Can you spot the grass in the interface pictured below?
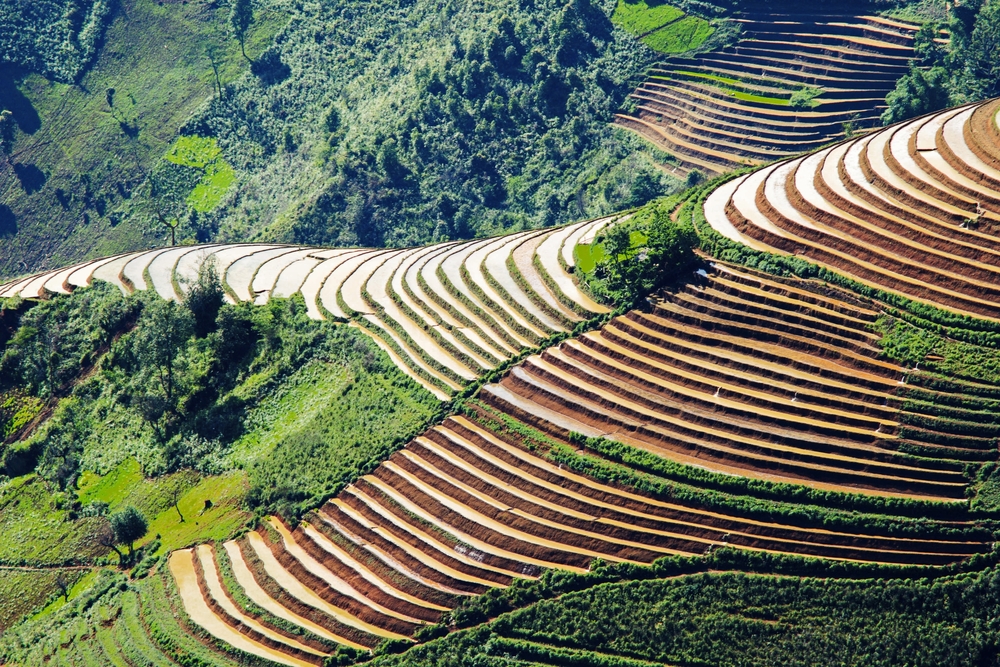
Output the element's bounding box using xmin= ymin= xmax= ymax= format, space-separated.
xmin=731 ymin=90 xmax=791 ymax=106
xmin=641 ymin=15 xmax=714 ymax=54
xmin=0 ymin=475 xmax=106 ymax=565
xmin=0 ymin=0 xmax=289 ymax=281
xmin=164 ymin=135 xmax=237 ymax=213
xmin=0 ymin=568 xmax=89 ymax=631
xmin=611 ymin=0 xmax=684 ymax=36
xmin=141 ymin=472 xmax=250 ymax=555
xmin=28 ymin=569 xmax=100 ymax=622
xmin=77 ymin=457 xmax=252 ymax=556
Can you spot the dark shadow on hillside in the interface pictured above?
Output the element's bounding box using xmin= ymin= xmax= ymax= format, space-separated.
xmin=0 ymin=205 xmax=17 ymax=236
xmin=0 ymin=67 xmax=41 ymax=135
xmin=13 ymin=163 xmax=46 ymax=194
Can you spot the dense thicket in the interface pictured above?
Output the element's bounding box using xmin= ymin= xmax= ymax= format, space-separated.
xmin=0 ymin=0 xmax=111 ymax=82
xmin=184 ymin=0 xmax=679 ymax=249
xmin=883 ymin=0 xmax=1000 ymax=124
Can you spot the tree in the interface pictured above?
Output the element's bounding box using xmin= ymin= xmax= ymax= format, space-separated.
xmin=964 ymin=0 xmax=1000 ymax=98
xmin=133 ymin=299 xmax=194 ymax=416
xmin=109 ymin=506 xmax=148 ymax=564
xmin=206 ymin=44 xmax=223 ymax=98
xmin=184 ymin=260 xmax=225 ymax=338
xmin=230 ymin=0 xmax=254 ymax=62
xmin=881 ymin=64 xmax=951 ymax=125
xmin=0 ymin=109 xmax=14 ymax=164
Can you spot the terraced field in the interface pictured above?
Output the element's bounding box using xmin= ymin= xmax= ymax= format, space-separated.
xmin=0 ymin=218 xmax=611 ymax=400
xmin=618 ymin=15 xmax=926 ymax=176
xmin=704 ymin=98 xmax=1000 ymax=320
xmin=155 ymin=259 xmax=998 ymax=665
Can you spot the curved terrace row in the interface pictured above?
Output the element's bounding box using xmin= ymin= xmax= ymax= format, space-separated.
xmin=704 ymin=97 xmax=1000 ymax=320
xmin=165 ymin=262 xmax=996 ymax=665
xmin=617 ymin=15 xmax=922 ymax=176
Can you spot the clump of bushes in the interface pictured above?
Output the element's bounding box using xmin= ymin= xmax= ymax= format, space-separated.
xmin=580 ymin=196 xmax=699 ymax=306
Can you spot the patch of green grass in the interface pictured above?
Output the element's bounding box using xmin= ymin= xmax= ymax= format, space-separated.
xmin=141 ymin=471 xmax=250 ymax=555
xmin=164 ymin=135 xmax=223 ymax=169
xmin=76 ymin=457 xmax=250 ymax=555
xmin=0 ymin=475 xmax=106 ymax=565
xmin=164 ymin=135 xmax=237 ymax=213
xmin=29 ymin=569 xmax=100 ymax=622
xmin=0 ymin=568 xmax=89 ymax=631
xmin=730 ymin=90 xmax=790 ymax=106
xmin=611 ymin=0 xmax=683 ymax=36
xmin=574 ymin=243 xmax=606 ymax=274
xmin=187 ymin=159 xmax=236 ymax=212
xmin=641 ymin=15 xmax=714 ymax=54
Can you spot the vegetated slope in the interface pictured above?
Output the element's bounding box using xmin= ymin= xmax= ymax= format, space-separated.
xmin=0 ymin=218 xmax=612 ymax=399
xmin=0 ymin=0 xmax=288 ymax=280
xmin=147 ymin=259 xmax=1000 ymax=666
xmin=617 ymin=14 xmax=925 ymax=176
xmin=0 ymin=0 xmax=681 ymax=281
xmin=703 ymin=96 xmax=1000 ymax=319
xmin=0 ymin=0 xmax=111 ymax=82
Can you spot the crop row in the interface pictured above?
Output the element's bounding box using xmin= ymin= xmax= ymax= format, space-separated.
xmin=704 ymin=98 xmax=1000 ymax=320
xmin=0 ymin=219 xmax=611 ymax=400
xmin=616 ymin=14 xmax=920 ymax=176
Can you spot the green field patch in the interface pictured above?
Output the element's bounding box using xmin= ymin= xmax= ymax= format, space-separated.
xmin=574 ymin=243 xmax=606 ymax=275
xmin=0 ymin=568 xmax=90 ymax=632
xmin=141 ymin=471 xmax=250 ymax=555
xmin=731 ymin=90 xmax=791 ymax=106
xmin=164 ymin=135 xmax=223 ymax=169
xmin=642 ymin=15 xmax=714 ymax=53
xmin=612 ymin=0 xmax=683 ymax=35
xmin=0 ymin=475 xmax=107 ymax=565
xmin=163 ymin=136 xmax=236 ymax=213
xmin=0 ymin=390 xmax=44 ymax=440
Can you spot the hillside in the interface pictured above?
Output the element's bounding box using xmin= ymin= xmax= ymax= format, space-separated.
xmin=9 ymin=0 xmax=1000 ymax=665
xmin=0 ymin=0 xmax=686 ymax=282
xmin=7 ymin=96 xmax=1000 ymax=664
xmin=617 ymin=14 xmax=927 ymax=176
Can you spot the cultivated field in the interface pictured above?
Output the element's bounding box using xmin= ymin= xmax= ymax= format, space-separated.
xmin=152 ymin=261 xmax=996 ymax=665
xmin=0 ymin=219 xmax=611 ymax=400
xmin=618 ymin=15 xmax=928 ymax=176
xmin=704 ymin=98 xmax=1000 ymax=319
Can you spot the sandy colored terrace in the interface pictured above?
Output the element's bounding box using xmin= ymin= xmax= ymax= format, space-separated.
xmin=158 ymin=260 xmax=996 ymax=665
xmin=618 ymin=14 xmax=923 ymax=177
xmin=704 ymin=97 xmax=1000 ymax=320
xmin=0 ymin=218 xmax=611 ymax=401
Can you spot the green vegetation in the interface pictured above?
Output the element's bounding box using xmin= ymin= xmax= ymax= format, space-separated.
xmin=611 ymin=0 xmax=684 ymax=35
xmin=577 ymin=195 xmax=698 ymax=305
xmin=0 ymin=568 xmax=89 ymax=632
xmin=641 ymin=14 xmax=714 ymax=53
xmin=883 ymin=0 xmax=1000 ymax=124
xmin=380 ymin=562 xmax=1000 ymax=667
xmin=0 ymin=0 xmax=111 ymax=82
xmin=0 ymin=0 xmax=289 ymax=279
xmin=164 ymin=135 xmax=237 ymax=213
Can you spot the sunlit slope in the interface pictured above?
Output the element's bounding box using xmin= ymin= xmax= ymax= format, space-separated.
xmin=164 ymin=261 xmax=996 ymax=666
xmin=0 ymin=218 xmax=611 ymax=399
xmin=705 ymin=98 xmax=1000 ymax=319
xmin=618 ymin=15 xmax=925 ymax=176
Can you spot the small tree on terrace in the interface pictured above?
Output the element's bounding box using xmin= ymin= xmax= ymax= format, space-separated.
xmin=230 ymin=0 xmax=254 ymax=62
xmin=110 ymin=506 xmax=148 ymax=564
